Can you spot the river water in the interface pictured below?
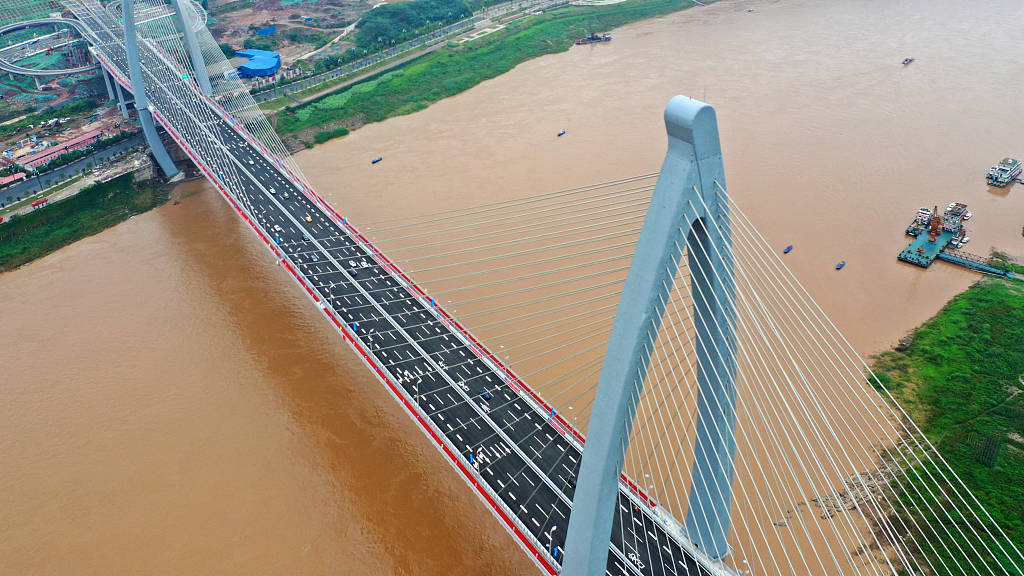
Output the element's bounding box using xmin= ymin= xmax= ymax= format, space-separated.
xmin=2 ymin=0 xmax=1023 ymax=573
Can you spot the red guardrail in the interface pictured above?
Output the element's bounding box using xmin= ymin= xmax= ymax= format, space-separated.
xmin=99 ymin=46 xmax=656 ymax=533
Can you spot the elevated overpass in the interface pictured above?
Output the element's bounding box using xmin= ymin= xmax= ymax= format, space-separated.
xmin=0 ymin=17 xmax=98 ymax=75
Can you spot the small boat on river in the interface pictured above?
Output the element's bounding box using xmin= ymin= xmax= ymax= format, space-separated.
xmin=783 ymin=245 xmax=793 ymax=254
xmin=575 ymin=33 xmax=611 ymax=45
xmin=835 ymin=260 xmax=846 ymax=270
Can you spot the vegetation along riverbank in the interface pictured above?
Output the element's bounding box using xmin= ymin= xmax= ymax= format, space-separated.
xmin=871 ymin=278 xmax=1024 ymax=573
xmin=273 ymin=0 xmax=699 ymax=148
xmin=0 ymin=174 xmax=167 ymax=273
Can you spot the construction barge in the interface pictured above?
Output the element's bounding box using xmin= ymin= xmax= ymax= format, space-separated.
xmin=898 ymin=203 xmax=1015 ymax=277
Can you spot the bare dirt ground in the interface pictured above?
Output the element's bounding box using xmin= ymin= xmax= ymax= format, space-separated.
xmin=0 ymin=101 xmax=125 ymax=160
xmin=209 ymin=0 xmax=376 ymax=63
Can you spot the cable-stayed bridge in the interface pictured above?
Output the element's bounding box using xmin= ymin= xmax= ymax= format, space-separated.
xmin=6 ymin=1 xmax=1022 ymax=574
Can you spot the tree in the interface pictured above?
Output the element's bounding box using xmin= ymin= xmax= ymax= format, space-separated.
xmin=355 ymin=0 xmax=471 ymax=49
xmin=989 ymin=249 xmax=1011 ymax=272
xmin=219 ymin=43 xmax=236 ymax=58
xmin=243 ymin=37 xmax=277 ymax=51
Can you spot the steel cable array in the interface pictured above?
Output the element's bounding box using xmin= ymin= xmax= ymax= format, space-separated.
xmin=361 ymin=173 xmax=1023 ymax=576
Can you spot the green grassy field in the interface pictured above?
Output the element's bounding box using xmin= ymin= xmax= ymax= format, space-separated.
xmin=0 ymin=173 xmax=166 ymax=273
xmin=872 ymin=278 xmax=1024 ymax=573
xmin=274 ymin=0 xmax=697 ymax=146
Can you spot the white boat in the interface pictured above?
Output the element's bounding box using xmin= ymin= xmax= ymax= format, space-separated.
xmin=987 ymin=157 xmax=1022 ymax=187
xmin=963 ymin=211 xmax=972 ymax=220
xmin=961 ymin=236 xmax=970 ymax=244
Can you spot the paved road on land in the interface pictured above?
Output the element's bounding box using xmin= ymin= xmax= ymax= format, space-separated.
xmin=0 ymin=133 xmax=144 ymax=207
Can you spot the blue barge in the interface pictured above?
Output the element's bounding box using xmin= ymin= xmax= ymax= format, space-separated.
xmin=897 ymin=202 xmax=1014 ymax=278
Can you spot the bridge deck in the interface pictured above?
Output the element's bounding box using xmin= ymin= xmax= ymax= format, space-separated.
xmin=65 ymin=3 xmax=724 ymax=573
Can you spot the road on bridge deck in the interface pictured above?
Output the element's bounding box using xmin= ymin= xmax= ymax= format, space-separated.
xmin=68 ymin=4 xmax=717 ymax=574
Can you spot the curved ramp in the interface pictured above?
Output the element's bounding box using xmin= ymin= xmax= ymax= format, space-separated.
xmin=0 ymin=17 xmax=100 ymax=76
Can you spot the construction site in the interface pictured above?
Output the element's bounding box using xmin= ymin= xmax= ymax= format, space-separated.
xmin=208 ymin=0 xmax=377 ymax=64
xmin=1 ymin=105 xmax=130 ymax=169
xmin=898 ymin=202 xmax=1015 ymax=278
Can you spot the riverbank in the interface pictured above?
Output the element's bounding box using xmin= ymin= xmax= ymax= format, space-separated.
xmin=871 ymin=278 xmax=1024 ymax=572
xmin=0 ymin=173 xmax=167 ymax=273
xmin=273 ymin=0 xmax=699 ymax=148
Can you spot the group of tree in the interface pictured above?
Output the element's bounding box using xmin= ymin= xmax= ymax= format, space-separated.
xmin=354 ymin=0 xmax=471 ymax=49
xmin=243 ymin=36 xmax=278 ymax=51
xmin=0 ymin=164 xmax=24 ymax=179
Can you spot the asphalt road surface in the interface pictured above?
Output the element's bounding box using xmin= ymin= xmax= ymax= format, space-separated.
xmin=67 ymin=4 xmax=715 ymax=574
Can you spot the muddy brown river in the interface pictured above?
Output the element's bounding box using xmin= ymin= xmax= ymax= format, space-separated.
xmin=2 ymin=0 xmax=1023 ymax=573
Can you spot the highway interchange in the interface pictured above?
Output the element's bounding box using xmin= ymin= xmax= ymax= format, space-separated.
xmin=63 ymin=4 xmax=717 ymax=574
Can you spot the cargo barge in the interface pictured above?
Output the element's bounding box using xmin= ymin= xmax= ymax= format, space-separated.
xmin=575 ymin=33 xmax=611 ymax=45
xmin=898 ymin=202 xmax=1014 ymax=277
xmin=899 ymin=204 xmax=962 ymax=268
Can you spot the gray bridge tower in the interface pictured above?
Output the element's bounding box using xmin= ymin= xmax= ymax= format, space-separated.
xmin=562 ymin=96 xmax=739 ymax=575
xmin=169 ymin=0 xmax=213 ymax=97
xmin=122 ymin=0 xmax=178 ymax=178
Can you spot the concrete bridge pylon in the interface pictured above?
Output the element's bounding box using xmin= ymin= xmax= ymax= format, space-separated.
xmin=562 ymin=95 xmax=739 ymax=575
xmin=122 ymin=0 xmax=178 ymax=178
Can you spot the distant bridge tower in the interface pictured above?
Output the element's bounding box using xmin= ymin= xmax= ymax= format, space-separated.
xmin=562 ymin=96 xmax=739 ymax=575
xmin=122 ymin=0 xmax=178 ymax=178
xmin=169 ymin=0 xmax=213 ymax=96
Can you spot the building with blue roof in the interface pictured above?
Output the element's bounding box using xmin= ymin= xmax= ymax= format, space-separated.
xmin=235 ymin=48 xmax=281 ymax=78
